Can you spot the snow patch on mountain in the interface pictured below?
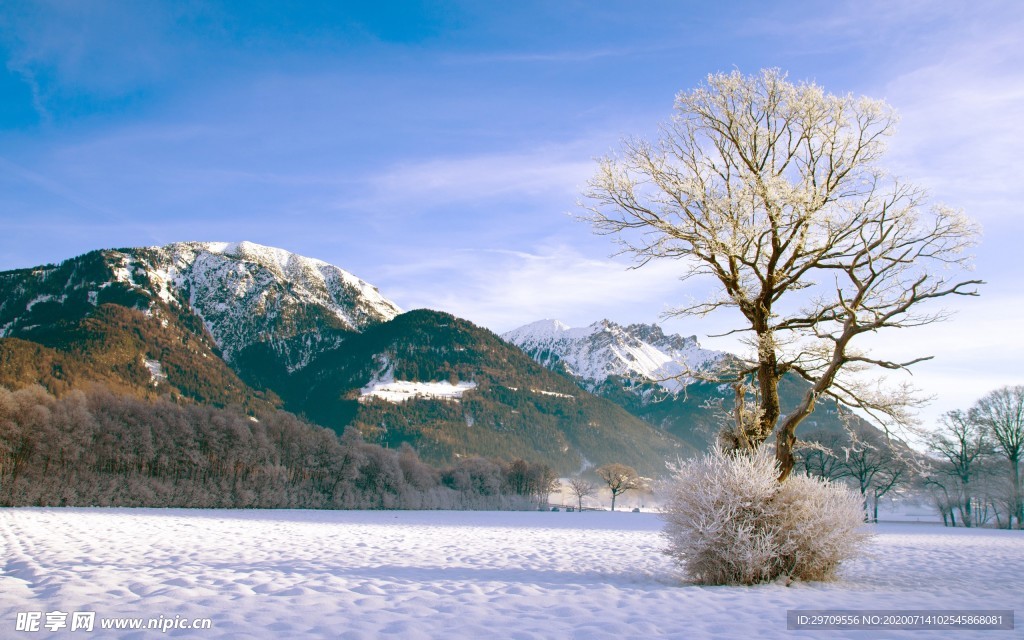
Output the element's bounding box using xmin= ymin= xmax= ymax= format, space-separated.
xmin=144 ymin=359 xmax=167 ymax=386
xmin=360 ymin=365 xmax=476 ymax=403
xmin=503 ymin=319 xmax=724 ymax=392
xmin=531 ymin=389 xmax=575 ymax=400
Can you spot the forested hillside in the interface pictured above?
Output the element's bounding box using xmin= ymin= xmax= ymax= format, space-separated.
xmin=287 ymin=310 xmax=692 ymax=476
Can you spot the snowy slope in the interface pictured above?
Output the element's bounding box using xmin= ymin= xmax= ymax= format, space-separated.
xmin=503 ymin=319 xmax=724 ymax=392
xmin=1 ymin=509 xmax=1019 ymax=640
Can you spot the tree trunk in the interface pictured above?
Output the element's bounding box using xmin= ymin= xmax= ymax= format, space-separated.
xmin=757 ymin=357 xmax=782 ymax=447
xmin=1011 ymin=456 xmax=1022 ymax=529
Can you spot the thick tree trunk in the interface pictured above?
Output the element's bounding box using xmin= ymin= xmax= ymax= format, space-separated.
xmin=757 ymin=358 xmax=781 ymax=447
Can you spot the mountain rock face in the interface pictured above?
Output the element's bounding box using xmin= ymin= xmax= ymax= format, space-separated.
xmin=135 ymin=241 xmax=402 ymax=370
xmin=1 ymin=241 xmax=400 ymax=365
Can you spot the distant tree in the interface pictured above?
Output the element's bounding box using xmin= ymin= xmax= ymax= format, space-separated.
xmin=970 ymin=386 xmax=1024 ymax=528
xmin=799 ymin=427 xmax=909 ymax=522
xmin=505 ymin=459 xmax=532 ymax=496
xmin=583 ymin=68 xmax=981 ymax=481
xmin=798 ymin=430 xmax=850 ymax=482
xmin=841 ymin=435 xmax=908 ymax=522
xmin=527 ymin=463 xmax=560 ymax=507
xmin=595 ymin=463 xmax=643 ymax=511
xmin=926 ymin=409 xmax=993 ymax=527
xmin=0 ymin=383 xmax=564 ymax=511
xmin=923 ymin=475 xmax=959 ymax=527
xmin=567 ymin=475 xmax=597 ymax=512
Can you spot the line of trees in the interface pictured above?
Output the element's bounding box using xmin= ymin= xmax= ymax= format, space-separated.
xmin=0 ymin=384 xmax=557 ymax=510
xmin=924 ymin=386 xmax=1023 ymax=529
xmin=797 ymin=385 xmax=1024 ymax=529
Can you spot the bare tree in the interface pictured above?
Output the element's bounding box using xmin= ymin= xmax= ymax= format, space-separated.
xmin=926 ymin=409 xmax=993 ymax=527
xmin=567 ymin=475 xmax=597 ymax=511
xmin=527 ymin=463 xmax=560 ymax=507
xmin=804 ymin=428 xmax=909 ymax=522
xmin=583 ymin=68 xmax=981 ymax=480
xmin=798 ymin=429 xmax=850 ymax=481
xmin=595 ymin=463 xmax=643 ymax=511
xmin=923 ymin=475 xmax=958 ymax=527
xmin=971 ymin=386 xmax=1024 ymax=528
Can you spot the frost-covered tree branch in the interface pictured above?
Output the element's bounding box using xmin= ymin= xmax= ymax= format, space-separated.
xmin=583 ymin=68 xmax=982 ymax=480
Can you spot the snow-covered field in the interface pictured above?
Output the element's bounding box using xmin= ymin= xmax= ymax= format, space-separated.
xmin=1 ymin=509 xmax=1019 ymax=639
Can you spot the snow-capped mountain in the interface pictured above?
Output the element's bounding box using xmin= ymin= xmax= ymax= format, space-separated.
xmin=136 ymin=241 xmax=401 ymax=369
xmin=503 ymin=319 xmax=725 ymax=393
xmin=0 ymin=241 xmax=402 ymax=372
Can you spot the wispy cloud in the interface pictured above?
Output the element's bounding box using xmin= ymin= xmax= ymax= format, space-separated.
xmin=359 ymin=146 xmax=596 ymax=209
xmin=377 ymin=243 xmax=702 ymax=333
xmin=881 ymin=25 xmax=1024 ymax=221
xmin=0 ymin=1 xmax=189 ymax=120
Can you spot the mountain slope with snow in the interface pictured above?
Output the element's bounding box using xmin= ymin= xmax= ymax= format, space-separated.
xmin=134 ymin=241 xmax=402 ymax=370
xmin=505 ymin=318 xmax=894 ymax=452
xmin=0 ymin=241 xmax=402 ymax=375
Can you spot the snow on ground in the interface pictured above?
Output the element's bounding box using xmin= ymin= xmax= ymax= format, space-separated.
xmin=0 ymin=509 xmax=1019 ymax=639
xmin=359 ymin=380 xmax=477 ymax=403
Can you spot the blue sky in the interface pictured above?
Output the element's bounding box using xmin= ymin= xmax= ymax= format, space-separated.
xmin=2 ymin=0 xmax=1022 ymax=429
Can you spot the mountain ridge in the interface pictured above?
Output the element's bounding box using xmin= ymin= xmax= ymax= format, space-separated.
xmin=0 ymin=242 xmax=693 ymax=475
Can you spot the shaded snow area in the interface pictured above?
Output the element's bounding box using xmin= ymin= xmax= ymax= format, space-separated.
xmin=359 ymin=379 xmax=477 ymax=403
xmin=1 ymin=510 xmax=1020 ymax=639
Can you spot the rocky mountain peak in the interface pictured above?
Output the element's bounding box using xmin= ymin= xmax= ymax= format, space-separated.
xmin=503 ymin=318 xmax=724 ymax=393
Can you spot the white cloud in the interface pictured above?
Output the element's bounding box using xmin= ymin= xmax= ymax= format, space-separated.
xmin=378 ymin=243 xmax=702 ymax=334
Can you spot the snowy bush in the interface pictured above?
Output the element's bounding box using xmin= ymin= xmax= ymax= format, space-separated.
xmin=661 ymin=446 xmax=869 ymax=585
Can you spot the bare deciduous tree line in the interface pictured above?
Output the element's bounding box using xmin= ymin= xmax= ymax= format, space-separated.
xmin=0 ymin=385 xmax=556 ymax=510
xmin=923 ymin=386 xmax=1024 ymax=529
xmin=797 ymin=385 xmax=1024 ymax=529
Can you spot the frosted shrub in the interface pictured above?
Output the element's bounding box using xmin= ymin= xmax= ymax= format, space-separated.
xmin=661 ymin=446 xmax=869 ymax=585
